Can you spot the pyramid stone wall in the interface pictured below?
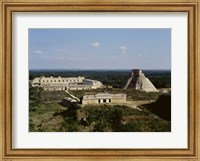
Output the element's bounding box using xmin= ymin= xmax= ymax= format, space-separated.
xmin=124 ymin=69 xmax=158 ymax=92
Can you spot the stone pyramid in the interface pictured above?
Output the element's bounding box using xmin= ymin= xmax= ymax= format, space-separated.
xmin=124 ymin=69 xmax=158 ymax=92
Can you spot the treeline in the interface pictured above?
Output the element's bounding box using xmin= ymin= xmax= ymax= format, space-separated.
xmin=29 ymin=70 xmax=171 ymax=88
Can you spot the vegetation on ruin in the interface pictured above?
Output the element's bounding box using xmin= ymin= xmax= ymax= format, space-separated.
xmin=29 ymin=88 xmax=171 ymax=132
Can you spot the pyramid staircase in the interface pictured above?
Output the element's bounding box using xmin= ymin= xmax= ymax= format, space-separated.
xmin=123 ymin=69 xmax=158 ymax=92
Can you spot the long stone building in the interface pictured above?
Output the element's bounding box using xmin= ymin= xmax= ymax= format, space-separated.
xmin=31 ymin=76 xmax=103 ymax=91
xmin=81 ymin=93 xmax=126 ymax=105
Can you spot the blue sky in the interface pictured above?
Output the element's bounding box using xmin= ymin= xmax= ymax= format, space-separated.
xmin=29 ymin=28 xmax=171 ymax=70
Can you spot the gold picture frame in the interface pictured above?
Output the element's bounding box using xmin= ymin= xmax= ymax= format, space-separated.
xmin=0 ymin=0 xmax=199 ymax=160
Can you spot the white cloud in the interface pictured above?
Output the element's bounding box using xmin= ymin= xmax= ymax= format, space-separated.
xmin=33 ymin=50 xmax=43 ymax=54
xmin=119 ymin=46 xmax=128 ymax=54
xmin=91 ymin=42 xmax=100 ymax=48
xmin=41 ymin=56 xmax=65 ymax=60
xmin=138 ymin=54 xmax=143 ymax=57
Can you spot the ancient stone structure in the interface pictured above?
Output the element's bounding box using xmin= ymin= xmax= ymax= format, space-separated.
xmin=83 ymin=79 xmax=103 ymax=89
xmin=124 ymin=69 xmax=158 ymax=92
xmin=61 ymin=97 xmax=78 ymax=106
xmin=31 ymin=76 xmax=103 ymax=91
xmin=81 ymin=93 xmax=126 ymax=105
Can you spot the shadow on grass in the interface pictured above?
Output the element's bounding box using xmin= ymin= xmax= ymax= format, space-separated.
xmin=145 ymin=94 xmax=171 ymax=121
xmin=54 ymin=103 xmax=80 ymax=119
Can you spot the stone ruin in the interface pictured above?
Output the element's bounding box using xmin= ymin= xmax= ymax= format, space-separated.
xmin=124 ymin=69 xmax=158 ymax=92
